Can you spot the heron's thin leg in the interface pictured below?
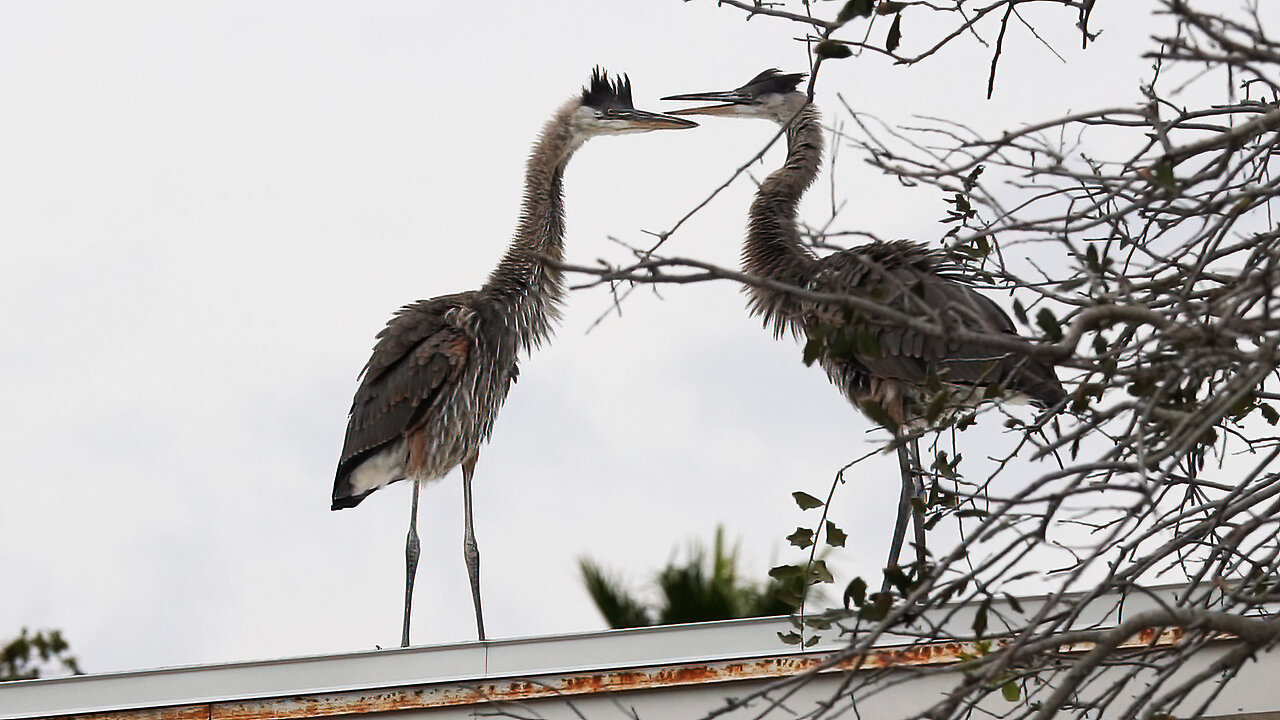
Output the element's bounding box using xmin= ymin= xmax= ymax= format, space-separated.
xmin=908 ymin=437 xmax=927 ymax=568
xmin=402 ymin=478 xmax=421 ymax=648
xmin=882 ymin=442 xmax=914 ymax=594
xmin=461 ymin=454 xmax=485 ymax=641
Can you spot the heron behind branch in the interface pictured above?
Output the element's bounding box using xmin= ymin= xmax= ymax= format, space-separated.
xmin=333 ymin=70 xmax=696 ymax=647
xmin=664 ymin=70 xmax=1064 ymax=587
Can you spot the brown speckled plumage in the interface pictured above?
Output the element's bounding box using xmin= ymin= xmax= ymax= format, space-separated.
xmin=330 ymin=70 xmax=696 ymax=646
xmin=332 ymin=102 xmax=581 ymax=510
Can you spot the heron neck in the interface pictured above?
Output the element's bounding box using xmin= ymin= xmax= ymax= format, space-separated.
xmin=742 ymin=104 xmax=823 ymax=337
xmin=483 ymin=101 xmax=583 ymax=353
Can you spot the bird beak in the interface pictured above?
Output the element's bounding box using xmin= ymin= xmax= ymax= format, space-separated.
xmin=614 ymin=108 xmax=700 ymax=130
xmin=661 ymin=90 xmax=753 ymax=117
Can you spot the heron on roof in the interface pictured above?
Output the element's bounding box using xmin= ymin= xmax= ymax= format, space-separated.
xmin=664 ymin=70 xmax=1064 ymax=586
xmin=334 ymin=70 xmax=696 ymax=646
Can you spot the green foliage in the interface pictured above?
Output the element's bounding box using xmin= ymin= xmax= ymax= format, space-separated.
xmin=792 ymin=491 xmax=825 ymax=510
xmin=972 ymin=596 xmax=992 ymax=638
xmin=815 ymin=39 xmax=853 ymax=59
xmin=1034 ymin=307 xmax=1063 ymax=341
xmin=886 ymin=13 xmax=903 ymax=52
xmin=1151 ymin=160 xmax=1177 ymax=193
xmin=824 ymin=521 xmax=847 ymax=548
xmin=1012 ymin=298 xmax=1028 ymax=325
xmin=580 ymin=527 xmax=801 ymax=629
xmin=843 ymin=576 xmax=867 ymax=609
xmin=578 ymin=560 xmax=654 ymax=629
xmin=0 ymin=628 xmax=81 ymax=682
xmin=786 ymin=527 xmax=815 ymax=548
xmin=836 ymin=0 xmax=873 ymax=23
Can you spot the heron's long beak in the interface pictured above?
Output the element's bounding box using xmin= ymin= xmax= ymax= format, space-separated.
xmin=660 ymin=90 xmax=753 ymax=117
xmin=616 ymin=108 xmax=699 ymax=130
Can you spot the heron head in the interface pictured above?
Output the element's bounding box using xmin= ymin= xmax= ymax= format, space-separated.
xmin=662 ymin=69 xmax=808 ymax=124
xmin=572 ymin=68 xmax=699 ymax=136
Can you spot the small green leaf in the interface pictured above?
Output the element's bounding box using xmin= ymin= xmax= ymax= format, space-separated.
xmin=1092 ymin=332 xmax=1108 ymax=356
xmin=973 ymin=596 xmax=991 ymax=638
xmin=844 ymin=577 xmax=868 ymax=609
xmin=1230 ymin=395 xmax=1255 ymax=421
xmin=910 ymin=495 xmax=926 ymax=515
xmin=1004 ymin=592 xmax=1024 ymax=614
xmin=1012 ymin=298 xmax=1028 ymax=325
xmin=860 ymin=592 xmax=892 ymax=621
xmin=962 ymin=164 xmax=985 ymax=191
xmin=793 ymin=491 xmax=825 ymax=510
xmin=886 ymin=13 xmax=902 ymax=52
xmin=825 ymin=520 xmax=848 ymax=548
xmin=803 ymin=634 xmax=822 ymax=647
xmin=1001 ymin=679 xmax=1021 ymax=702
xmin=883 ymin=566 xmax=909 ymax=593
xmin=815 ymin=39 xmax=853 ymax=59
xmin=809 ymin=559 xmax=835 ymax=584
xmin=777 ymin=631 xmax=803 ymax=645
xmin=1262 ymin=403 xmax=1280 ymax=426
xmin=921 ymin=389 xmax=952 ymax=422
xmin=837 ymin=0 xmax=874 ymax=22
xmin=787 ymin=527 xmax=815 ymax=548
xmin=1035 ymin=307 xmax=1064 ymax=341
xmin=769 ymin=564 xmax=803 ymax=580
xmin=1152 ymin=160 xmax=1176 ymax=192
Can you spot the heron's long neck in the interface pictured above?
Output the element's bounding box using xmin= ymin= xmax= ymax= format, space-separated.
xmin=743 ymin=104 xmax=823 ymax=337
xmin=483 ymin=103 xmax=583 ymax=354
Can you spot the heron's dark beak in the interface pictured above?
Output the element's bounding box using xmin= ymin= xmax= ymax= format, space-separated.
xmin=615 ymin=108 xmax=699 ymax=130
xmin=661 ymin=90 xmax=754 ymax=117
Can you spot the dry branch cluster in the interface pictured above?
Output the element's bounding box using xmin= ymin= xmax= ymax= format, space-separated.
xmin=561 ymin=1 xmax=1280 ymax=718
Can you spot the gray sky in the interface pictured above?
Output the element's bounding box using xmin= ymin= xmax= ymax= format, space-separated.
xmin=0 ymin=1 xmax=1227 ymax=673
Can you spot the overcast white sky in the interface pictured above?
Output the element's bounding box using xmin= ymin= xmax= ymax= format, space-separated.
xmin=1 ymin=1 xmax=1253 ymax=675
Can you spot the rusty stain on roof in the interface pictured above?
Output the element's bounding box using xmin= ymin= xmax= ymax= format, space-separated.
xmin=45 ymin=629 xmax=1195 ymax=720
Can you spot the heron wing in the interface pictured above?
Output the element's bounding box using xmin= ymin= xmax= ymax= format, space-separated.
xmin=334 ymin=293 xmax=475 ymax=495
xmin=812 ymin=242 xmax=1062 ymax=403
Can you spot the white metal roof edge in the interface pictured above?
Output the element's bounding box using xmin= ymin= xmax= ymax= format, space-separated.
xmin=0 ymin=582 xmax=1227 ymax=719
xmin=0 ymin=615 xmax=832 ymax=719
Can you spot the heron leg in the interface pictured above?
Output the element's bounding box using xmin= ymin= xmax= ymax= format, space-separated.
xmin=882 ymin=442 xmax=914 ymax=594
xmin=908 ymin=437 xmax=927 ymax=568
xmin=402 ymin=478 xmax=421 ymax=648
xmin=461 ymin=454 xmax=485 ymax=641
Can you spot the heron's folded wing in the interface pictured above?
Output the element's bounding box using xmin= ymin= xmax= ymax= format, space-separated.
xmin=335 ymin=295 xmax=474 ymax=484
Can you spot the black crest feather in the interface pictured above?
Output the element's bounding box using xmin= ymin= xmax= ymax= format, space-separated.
xmin=742 ymin=68 xmax=806 ymax=96
xmin=582 ymin=67 xmax=635 ymax=110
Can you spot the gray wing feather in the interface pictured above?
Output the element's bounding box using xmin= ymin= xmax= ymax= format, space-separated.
xmin=335 ymin=293 xmax=475 ymax=485
xmin=810 ymin=241 xmax=1064 ymax=405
